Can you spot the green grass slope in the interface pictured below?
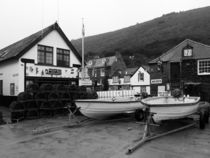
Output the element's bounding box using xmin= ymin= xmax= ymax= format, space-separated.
xmin=72 ymin=6 xmax=210 ymax=66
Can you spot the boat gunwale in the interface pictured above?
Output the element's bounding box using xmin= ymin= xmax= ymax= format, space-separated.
xmin=140 ymin=96 xmax=200 ymax=107
xmin=75 ymin=99 xmax=141 ymax=104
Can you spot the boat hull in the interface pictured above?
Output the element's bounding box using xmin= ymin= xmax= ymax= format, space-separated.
xmin=75 ymin=97 xmax=144 ymax=119
xmin=141 ymin=96 xmax=200 ymax=122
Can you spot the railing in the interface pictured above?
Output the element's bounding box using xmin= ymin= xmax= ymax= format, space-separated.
xmin=158 ymin=91 xmax=171 ymax=97
xmin=97 ymin=90 xmax=136 ymax=98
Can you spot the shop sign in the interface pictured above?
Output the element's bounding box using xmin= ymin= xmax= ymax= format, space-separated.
xmin=79 ymin=79 xmax=92 ymax=86
xmin=26 ymin=63 xmax=78 ymax=78
xmin=151 ymin=79 xmax=162 ymax=84
xmin=45 ymin=69 xmax=61 ymax=75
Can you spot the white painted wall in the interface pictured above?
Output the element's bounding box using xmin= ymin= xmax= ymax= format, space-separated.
xmin=0 ymin=60 xmax=19 ymax=96
xmin=131 ymin=67 xmax=150 ymax=94
xmin=108 ymin=67 xmax=151 ymax=94
xmin=130 ymin=67 xmax=150 ymax=86
xmin=0 ymin=30 xmax=81 ymax=96
xmin=20 ymin=30 xmax=81 ymax=67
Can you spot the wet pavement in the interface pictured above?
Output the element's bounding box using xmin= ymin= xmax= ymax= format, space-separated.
xmin=0 ymin=108 xmax=210 ymax=158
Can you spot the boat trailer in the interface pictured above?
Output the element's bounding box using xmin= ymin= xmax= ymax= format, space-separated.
xmin=126 ymin=101 xmax=210 ymax=155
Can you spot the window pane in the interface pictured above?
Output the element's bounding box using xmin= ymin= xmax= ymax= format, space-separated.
xmin=38 ymin=52 xmax=45 ymax=63
xmin=57 ymin=49 xmax=70 ymax=67
xmin=46 ymin=47 xmax=53 ymax=52
xmin=37 ymin=45 xmax=53 ymax=65
xmin=199 ymin=60 xmax=210 ymax=74
xmin=38 ymin=45 xmax=45 ymax=51
xmin=101 ymin=68 xmax=105 ymax=76
xmin=46 ymin=52 xmax=53 ymax=64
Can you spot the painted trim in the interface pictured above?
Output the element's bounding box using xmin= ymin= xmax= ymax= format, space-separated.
xmin=140 ymin=96 xmax=200 ymax=107
xmin=197 ymin=59 xmax=210 ymax=75
xmin=75 ymin=100 xmax=141 ymax=104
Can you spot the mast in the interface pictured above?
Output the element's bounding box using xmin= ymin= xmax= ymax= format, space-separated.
xmin=82 ymin=18 xmax=85 ymax=80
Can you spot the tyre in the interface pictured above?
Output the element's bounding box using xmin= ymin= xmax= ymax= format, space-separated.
xmin=199 ymin=110 xmax=205 ymax=129
xmin=204 ymin=110 xmax=209 ymax=124
xmin=134 ymin=109 xmax=144 ymax=121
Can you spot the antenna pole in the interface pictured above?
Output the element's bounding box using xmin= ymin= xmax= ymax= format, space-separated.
xmin=57 ymin=0 xmax=59 ymax=23
xmin=41 ymin=0 xmax=45 ymax=35
xmin=82 ymin=18 xmax=85 ymax=80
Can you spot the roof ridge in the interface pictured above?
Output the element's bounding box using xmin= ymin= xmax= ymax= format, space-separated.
xmin=149 ymin=40 xmax=186 ymax=63
xmin=0 ymin=23 xmax=55 ymax=52
xmin=187 ymin=39 xmax=210 ymax=48
xmin=149 ymin=39 xmax=210 ymax=63
xmin=0 ymin=22 xmax=81 ymax=64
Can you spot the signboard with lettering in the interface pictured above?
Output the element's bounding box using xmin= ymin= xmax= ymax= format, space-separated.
xmin=79 ymin=79 xmax=92 ymax=86
xmin=45 ymin=69 xmax=62 ymax=75
xmin=151 ymin=79 xmax=162 ymax=84
xmin=26 ymin=63 xmax=78 ymax=78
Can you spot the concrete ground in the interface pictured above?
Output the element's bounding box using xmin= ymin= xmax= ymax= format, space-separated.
xmin=0 ymin=107 xmax=210 ymax=158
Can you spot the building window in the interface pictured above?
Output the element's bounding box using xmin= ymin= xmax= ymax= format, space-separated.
xmin=57 ymin=48 xmax=70 ymax=67
xmin=198 ymin=59 xmax=210 ymax=75
xmin=138 ymin=72 xmax=144 ymax=81
xmin=183 ymin=49 xmax=193 ymax=57
xmin=94 ymin=69 xmax=97 ymax=77
xmin=101 ymin=68 xmax=105 ymax=76
xmin=182 ymin=45 xmax=193 ymax=57
xmin=37 ymin=45 xmax=53 ymax=65
xmin=92 ymin=69 xmax=95 ymax=76
xmin=124 ymin=76 xmax=130 ymax=83
xmin=141 ymin=86 xmax=146 ymax=93
xmin=10 ymin=83 xmax=15 ymax=96
xmin=113 ymin=76 xmax=118 ymax=83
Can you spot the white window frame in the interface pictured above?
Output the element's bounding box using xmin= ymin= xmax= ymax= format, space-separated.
xmin=197 ymin=59 xmax=210 ymax=75
xmin=124 ymin=75 xmax=130 ymax=83
xmin=113 ymin=76 xmax=118 ymax=83
xmin=101 ymin=68 xmax=105 ymax=77
xmin=138 ymin=72 xmax=144 ymax=81
xmin=183 ymin=49 xmax=193 ymax=57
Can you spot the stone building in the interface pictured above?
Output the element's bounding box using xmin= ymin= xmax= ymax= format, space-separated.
xmin=149 ymin=39 xmax=210 ymax=101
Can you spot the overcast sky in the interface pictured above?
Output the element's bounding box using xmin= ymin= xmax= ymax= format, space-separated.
xmin=0 ymin=0 xmax=209 ymax=49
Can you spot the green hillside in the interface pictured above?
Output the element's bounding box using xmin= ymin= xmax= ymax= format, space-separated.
xmin=71 ymin=6 xmax=210 ymax=67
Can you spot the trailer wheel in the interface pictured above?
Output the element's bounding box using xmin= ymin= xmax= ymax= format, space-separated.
xmin=199 ymin=110 xmax=205 ymax=129
xmin=204 ymin=110 xmax=209 ymax=124
xmin=134 ymin=109 xmax=144 ymax=121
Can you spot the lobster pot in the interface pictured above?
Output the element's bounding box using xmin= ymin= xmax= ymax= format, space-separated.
xmin=10 ymin=101 xmax=25 ymax=123
xmin=39 ymin=84 xmax=53 ymax=92
xmin=60 ymin=92 xmax=71 ymax=106
xmin=35 ymin=92 xmax=48 ymax=107
xmin=48 ymin=92 xmax=63 ymax=109
xmin=53 ymin=84 xmax=67 ymax=92
xmin=26 ymin=83 xmax=39 ymax=96
xmin=17 ymin=92 xmax=32 ymax=101
xmin=0 ymin=112 xmax=5 ymax=124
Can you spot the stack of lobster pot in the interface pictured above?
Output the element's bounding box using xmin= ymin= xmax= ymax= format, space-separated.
xmin=0 ymin=111 xmax=5 ymax=125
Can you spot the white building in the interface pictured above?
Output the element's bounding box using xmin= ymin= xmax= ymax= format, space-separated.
xmin=0 ymin=23 xmax=81 ymax=96
xmin=109 ymin=66 xmax=150 ymax=94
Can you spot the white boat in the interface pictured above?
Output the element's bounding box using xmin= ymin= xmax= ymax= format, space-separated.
xmin=141 ymin=96 xmax=200 ymax=122
xmin=75 ymin=97 xmax=144 ymax=119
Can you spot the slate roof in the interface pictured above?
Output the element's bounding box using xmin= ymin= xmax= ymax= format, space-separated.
xmin=149 ymin=39 xmax=210 ymax=64
xmin=0 ymin=22 xmax=81 ymax=64
xmin=124 ymin=67 xmax=138 ymax=76
xmin=86 ymin=56 xmax=117 ymax=68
